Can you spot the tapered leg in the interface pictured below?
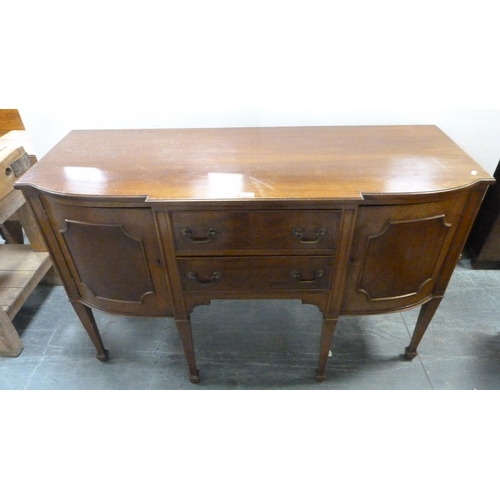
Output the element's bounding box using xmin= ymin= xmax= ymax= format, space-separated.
xmin=405 ymin=297 xmax=443 ymax=360
xmin=71 ymin=301 xmax=109 ymax=361
xmin=175 ymin=319 xmax=200 ymax=383
xmin=315 ymin=317 xmax=338 ymax=382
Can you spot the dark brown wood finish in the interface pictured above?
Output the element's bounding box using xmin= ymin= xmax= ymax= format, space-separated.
xmin=15 ymin=126 xmax=494 ymax=383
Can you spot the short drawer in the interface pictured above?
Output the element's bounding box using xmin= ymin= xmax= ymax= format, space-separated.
xmin=178 ymin=256 xmax=333 ymax=291
xmin=171 ymin=210 xmax=341 ymax=252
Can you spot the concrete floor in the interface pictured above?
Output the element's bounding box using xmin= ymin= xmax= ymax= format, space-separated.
xmin=2 ymin=258 xmax=500 ymax=390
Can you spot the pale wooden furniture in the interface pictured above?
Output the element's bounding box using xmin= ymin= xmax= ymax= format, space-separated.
xmin=0 ymin=109 xmax=55 ymax=356
xmin=0 ymin=110 xmax=37 ymax=169
xmin=0 ymin=109 xmax=37 ymax=242
xmin=0 ymin=144 xmax=52 ymax=356
xmin=14 ymin=126 xmax=495 ymax=381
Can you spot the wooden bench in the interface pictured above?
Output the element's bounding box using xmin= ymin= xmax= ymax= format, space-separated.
xmin=0 ymin=143 xmax=53 ymax=356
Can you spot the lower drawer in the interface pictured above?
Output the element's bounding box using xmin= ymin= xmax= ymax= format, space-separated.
xmin=178 ymin=256 xmax=333 ymax=291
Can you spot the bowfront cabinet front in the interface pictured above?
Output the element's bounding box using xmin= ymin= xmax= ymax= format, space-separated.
xmin=15 ymin=126 xmax=494 ymax=383
xmin=39 ymin=196 xmax=174 ymax=317
xmin=342 ymin=191 xmax=471 ymax=315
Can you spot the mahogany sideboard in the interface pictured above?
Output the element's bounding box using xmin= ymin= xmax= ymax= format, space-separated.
xmin=14 ymin=126 xmax=494 ymax=383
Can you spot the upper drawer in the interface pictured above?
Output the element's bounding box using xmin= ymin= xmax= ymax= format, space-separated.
xmin=171 ymin=210 xmax=341 ymax=253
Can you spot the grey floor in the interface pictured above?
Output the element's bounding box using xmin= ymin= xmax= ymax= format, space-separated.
xmin=2 ymin=257 xmax=500 ymax=390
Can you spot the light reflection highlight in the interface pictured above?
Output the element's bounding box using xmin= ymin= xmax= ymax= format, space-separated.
xmin=208 ymin=172 xmax=244 ymax=198
xmin=63 ymin=166 xmax=106 ymax=183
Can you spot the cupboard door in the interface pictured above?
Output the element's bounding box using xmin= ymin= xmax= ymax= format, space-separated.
xmin=41 ymin=197 xmax=173 ymax=316
xmin=341 ymin=193 xmax=469 ymax=314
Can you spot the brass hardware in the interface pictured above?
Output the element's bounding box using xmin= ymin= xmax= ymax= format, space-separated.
xmin=187 ymin=271 xmax=222 ymax=286
xmin=181 ymin=227 xmax=218 ymax=243
xmin=291 ymin=270 xmax=324 ymax=283
xmin=291 ymin=227 xmax=326 ymax=244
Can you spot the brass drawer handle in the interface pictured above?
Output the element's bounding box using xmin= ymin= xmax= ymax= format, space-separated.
xmin=291 ymin=270 xmax=324 ymax=283
xmin=181 ymin=227 xmax=218 ymax=243
xmin=292 ymin=227 xmax=326 ymax=244
xmin=187 ymin=271 xmax=222 ymax=286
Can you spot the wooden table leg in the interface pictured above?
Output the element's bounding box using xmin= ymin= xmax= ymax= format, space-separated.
xmin=71 ymin=301 xmax=109 ymax=361
xmin=0 ymin=307 xmax=24 ymax=357
xmin=315 ymin=317 xmax=338 ymax=382
xmin=405 ymin=297 xmax=443 ymax=360
xmin=0 ymin=221 xmax=24 ymax=243
xmin=175 ymin=318 xmax=200 ymax=383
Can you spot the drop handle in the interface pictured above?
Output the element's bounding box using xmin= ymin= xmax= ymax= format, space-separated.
xmin=292 ymin=227 xmax=326 ymax=244
xmin=181 ymin=227 xmax=218 ymax=243
xmin=291 ymin=270 xmax=324 ymax=283
xmin=187 ymin=271 xmax=222 ymax=286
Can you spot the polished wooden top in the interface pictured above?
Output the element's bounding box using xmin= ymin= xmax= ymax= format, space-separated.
xmin=15 ymin=125 xmax=494 ymax=201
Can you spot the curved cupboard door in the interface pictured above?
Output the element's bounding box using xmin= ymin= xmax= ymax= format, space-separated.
xmin=40 ymin=196 xmax=173 ymax=316
xmin=341 ymin=192 xmax=470 ymax=314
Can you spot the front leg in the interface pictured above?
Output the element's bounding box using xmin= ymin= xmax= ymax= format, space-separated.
xmin=315 ymin=318 xmax=338 ymax=382
xmin=405 ymin=297 xmax=442 ymax=360
xmin=71 ymin=301 xmax=109 ymax=361
xmin=175 ymin=319 xmax=200 ymax=383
